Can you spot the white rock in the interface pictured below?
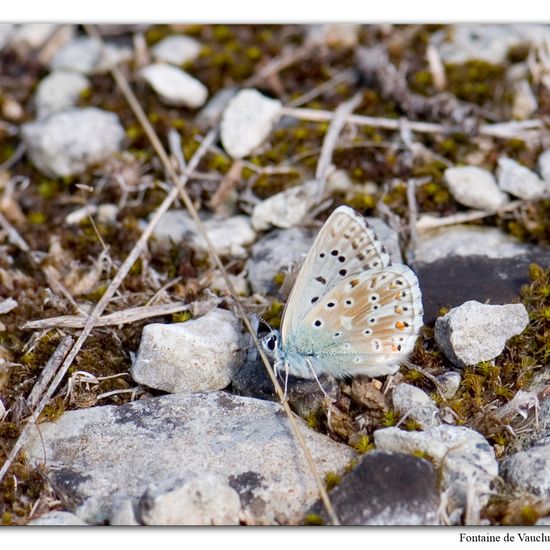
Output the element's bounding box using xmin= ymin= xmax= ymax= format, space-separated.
xmin=497 ymin=157 xmax=548 ymax=200
xmin=500 ymin=445 xmax=550 ymax=496
xmin=196 ymin=86 xmax=239 ymax=126
xmin=139 ymin=474 xmax=241 ymax=525
xmin=220 ymin=89 xmax=282 ymax=159
xmin=151 ymin=35 xmax=202 ymax=65
xmin=538 ymin=149 xmax=550 ymax=183
xmin=28 ymin=511 xmax=87 ymax=525
xmin=374 ymin=425 xmax=498 ymax=516
xmin=51 ymin=37 xmax=132 ymax=74
xmin=392 ymin=383 xmax=439 ymax=429
xmin=251 ymin=179 xmax=321 ymax=231
xmin=22 ymin=107 xmax=125 ymax=178
xmin=435 ymin=371 xmax=462 ymax=399
xmin=131 ymin=308 xmax=244 ymax=393
xmin=141 ymin=63 xmax=208 ymax=108
xmin=435 ymin=300 xmax=529 ymax=368
xmin=512 ymin=79 xmax=538 ymax=120
xmin=152 ymin=210 xmax=256 ymax=258
xmin=35 ymin=71 xmax=90 ymax=118
xmin=444 ymin=166 xmax=508 ymax=212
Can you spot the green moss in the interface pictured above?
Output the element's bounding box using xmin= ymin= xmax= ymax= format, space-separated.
xmin=351 ymin=434 xmax=374 ymax=454
xmin=303 ymin=514 xmax=325 ymax=525
xmin=172 ymin=311 xmax=192 ymax=323
xmin=324 ymin=471 xmax=342 ymax=491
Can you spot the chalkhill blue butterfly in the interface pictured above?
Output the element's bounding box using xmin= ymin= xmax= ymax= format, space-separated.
xmin=261 ymin=205 xmax=423 ymax=381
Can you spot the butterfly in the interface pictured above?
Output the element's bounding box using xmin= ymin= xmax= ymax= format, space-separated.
xmin=261 ymin=205 xmax=423 ymax=381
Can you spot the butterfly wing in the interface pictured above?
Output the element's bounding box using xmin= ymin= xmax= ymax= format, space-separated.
xmin=280 ymin=206 xmax=391 ymax=344
xmin=283 ymin=264 xmax=423 ymax=378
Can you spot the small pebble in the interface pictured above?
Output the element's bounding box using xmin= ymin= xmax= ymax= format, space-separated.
xmin=51 ymin=36 xmax=132 ymax=74
xmin=435 ymin=300 xmax=529 ymax=368
xmin=220 ymin=88 xmax=282 ymax=159
xmin=131 ymin=308 xmax=244 ymax=393
xmin=151 ymin=35 xmax=202 ymax=65
xmin=251 ymin=179 xmax=321 ymax=231
xmin=28 ymin=511 xmax=87 ymax=526
xmin=141 ymin=63 xmax=208 ymax=108
xmin=444 ymin=166 xmax=508 ymax=212
xmin=497 ymin=157 xmax=548 ymax=200
xmin=538 ymin=149 xmax=550 ymax=183
xmin=21 ymin=107 xmax=125 ymax=178
xmin=35 ymin=71 xmax=90 ymax=118
xmin=139 ymin=474 xmax=241 ymax=525
xmin=392 ymin=383 xmax=440 ymax=429
xmin=500 ymin=444 xmax=550 ymax=497
xmin=435 ymin=371 xmax=462 ymax=399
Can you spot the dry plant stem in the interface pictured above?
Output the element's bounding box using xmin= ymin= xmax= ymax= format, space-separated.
xmin=281 ymin=106 xmax=542 ymax=139
xmin=287 ymin=68 xmax=356 ymax=108
xmin=0 ymin=211 xmax=30 ymax=252
xmin=85 ymin=26 xmax=340 ymax=526
xmin=315 ymin=93 xmax=362 ymax=188
xmin=25 ymin=336 xmax=74 ymax=411
xmin=23 ymin=302 xmax=190 ymax=330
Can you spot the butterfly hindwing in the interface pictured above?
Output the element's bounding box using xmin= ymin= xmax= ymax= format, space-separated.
xmin=280 ymin=206 xmax=391 ymax=343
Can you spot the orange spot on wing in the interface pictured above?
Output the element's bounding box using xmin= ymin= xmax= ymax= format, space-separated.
xmin=395 ymin=321 xmax=405 ymax=330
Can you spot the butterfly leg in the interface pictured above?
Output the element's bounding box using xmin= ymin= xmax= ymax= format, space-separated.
xmin=305 ymin=357 xmax=334 ymax=402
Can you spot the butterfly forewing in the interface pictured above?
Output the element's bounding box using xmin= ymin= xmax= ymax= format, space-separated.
xmin=280 ymin=206 xmax=391 ymax=343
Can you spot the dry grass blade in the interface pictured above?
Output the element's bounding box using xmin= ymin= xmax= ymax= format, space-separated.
xmin=85 ymin=25 xmax=341 ymax=526
xmin=23 ymin=302 xmax=190 ymax=330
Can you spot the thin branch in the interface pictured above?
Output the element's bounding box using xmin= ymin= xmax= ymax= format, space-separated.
xmin=22 ymin=302 xmax=190 ymax=330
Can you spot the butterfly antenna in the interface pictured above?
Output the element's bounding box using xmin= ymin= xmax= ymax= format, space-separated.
xmin=226 ymin=296 xmax=274 ymax=332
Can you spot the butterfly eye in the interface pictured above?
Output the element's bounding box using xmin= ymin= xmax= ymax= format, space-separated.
xmin=267 ymin=336 xmax=277 ymax=351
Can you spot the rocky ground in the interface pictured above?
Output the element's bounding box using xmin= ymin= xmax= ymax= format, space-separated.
xmin=0 ymin=23 xmax=549 ymax=526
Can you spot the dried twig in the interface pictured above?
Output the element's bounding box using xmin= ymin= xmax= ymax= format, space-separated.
xmin=23 ymin=302 xmax=190 ymax=330
xmin=287 ymin=68 xmax=356 ymax=108
xmin=316 ymin=93 xmax=362 ymax=190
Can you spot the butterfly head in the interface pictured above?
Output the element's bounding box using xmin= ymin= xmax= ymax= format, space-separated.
xmin=260 ymin=330 xmax=281 ymax=359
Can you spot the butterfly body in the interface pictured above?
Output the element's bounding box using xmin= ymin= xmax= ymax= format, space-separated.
xmin=262 ymin=206 xmax=423 ymax=380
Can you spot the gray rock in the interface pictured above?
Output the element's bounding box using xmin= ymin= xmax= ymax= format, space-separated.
xmin=131 ymin=308 xmax=244 ymax=393
xmin=444 ymin=166 xmax=508 ymax=212
xmin=432 ymin=24 xmax=550 ymax=64
xmin=412 ymin=225 xmax=550 ymax=324
xmin=246 ymin=227 xmax=315 ymax=295
xmin=538 ymin=149 xmax=550 ymax=183
xmin=392 ymin=383 xmax=440 ymax=429
xmin=51 ymin=36 xmax=132 ymax=74
xmin=500 ymin=445 xmax=550 ymax=497
xmin=434 ymin=300 xmax=529 ymax=368
xmin=141 ymin=63 xmax=208 ymax=109
xmin=307 ymin=451 xmax=439 ymax=525
xmin=374 ymin=425 xmax=497 ymax=517
xmin=139 ymin=474 xmax=241 ymax=525
xmin=28 ymin=511 xmax=87 ymax=525
xmin=34 ymin=71 xmax=90 ymax=118
xmin=151 ymin=35 xmax=202 ymax=65
xmin=220 ymin=89 xmax=282 ymax=159
xmin=22 ymin=107 xmax=125 ymax=177
xmin=24 ymin=391 xmax=356 ymax=524
xmin=251 ymin=180 xmax=321 ymax=231
xmin=152 ymin=210 xmax=256 ymax=258
xmin=497 ymin=157 xmax=549 ymax=200
xmin=435 ymin=371 xmax=462 ymax=399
